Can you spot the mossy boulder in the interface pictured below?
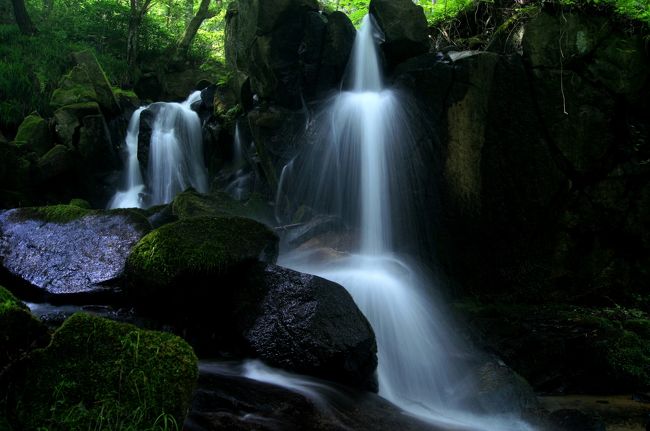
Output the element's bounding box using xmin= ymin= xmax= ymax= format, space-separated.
xmin=171 ymin=189 xmax=273 ymax=224
xmin=457 ymin=302 xmax=650 ymax=393
xmin=125 ymin=216 xmax=278 ymax=307
xmin=0 ymin=206 xmax=151 ymax=299
xmin=12 ymin=313 xmax=198 ymax=431
xmin=53 ymin=101 xmax=102 ymax=148
xmin=68 ymin=198 xmax=91 ymax=209
xmin=37 ymin=144 xmax=74 ymax=181
xmin=14 ymin=114 xmax=52 ymax=157
xmin=50 ymin=51 xmax=120 ymax=114
xmin=0 ymin=286 xmax=50 ymax=374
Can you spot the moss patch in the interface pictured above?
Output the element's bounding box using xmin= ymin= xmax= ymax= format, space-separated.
xmin=126 ymin=216 xmax=278 ymax=300
xmin=0 ymin=286 xmax=50 ymax=376
xmin=171 ymin=189 xmax=273 ymax=223
xmin=13 ymin=313 xmax=198 ymax=431
xmin=14 ymin=204 xmax=91 ymax=223
xmin=14 ymin=114 xmax=51 ymax=156
xmin=456 ymin=301 xmax=650 ymax=392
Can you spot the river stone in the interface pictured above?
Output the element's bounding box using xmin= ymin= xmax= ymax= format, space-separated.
xmin=233 ymin=264 xmax=378 ymax=391
xmin=369 ymin=0 xmax=429 ymax=66
xmin=125 ymin=216 xmax=279 ymax=307
xmin=0 ymin=205 xmax=151 ymax=300
xmin=11 ymin=313 xmax=198 ymax=431
xmin=185 ymin=361 xmax=441 ymax=431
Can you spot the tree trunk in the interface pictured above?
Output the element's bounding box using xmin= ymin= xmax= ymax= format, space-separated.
xmin=11 ymin=0 xmax=36 ymax=35
xmin=176 ymin=0 xmax=215 ymax=57
xmin=126 ymin=13 xmax=140 ymax=70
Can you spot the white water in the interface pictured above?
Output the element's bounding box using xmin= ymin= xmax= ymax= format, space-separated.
xmin=109 ymin=91 xmax=207 ymax=209
xmin=225 ymin=123 xmax=252 ymax=200
xmin=280 ymin=15 xmax=534 ymax=431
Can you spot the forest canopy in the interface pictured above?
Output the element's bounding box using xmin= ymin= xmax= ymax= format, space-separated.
xmin=0 ymin=0 xmax=648 ymax=130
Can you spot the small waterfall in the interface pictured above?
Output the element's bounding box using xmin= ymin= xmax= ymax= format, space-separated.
xmin=281 ymin=15 xmax=534 ymax=431
xmin=108 ymin=107 xmax=145 ymax=209
xmin=109 ymin=91 xmax=208 ymax=209
xmin=224 ymin=123 xmax=253 ymax=201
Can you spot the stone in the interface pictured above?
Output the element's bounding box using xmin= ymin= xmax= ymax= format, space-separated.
xmin=0 ymin=286 xmax=50 ymax=374
xmin=53 ymin=102 xmax=102 ymax=148
xmin=11 ymin=313 xmax=197 ymax=430
xmin=0 ymin=206 xmax=151 ymax=300
xmin=369 ymin=0 xmax=430 ymax=67
xmin=37 ymin=144 xmax=74 ymax=181
xmin=14 ymin=114 xmax=52 ymax=157
xmin=125 ymin=216 xmax=278 ymax=307
xmin=318 ymin=11 xmax=356 ymax=93
xmin=233 ymin=264 xmax=378 ymax=391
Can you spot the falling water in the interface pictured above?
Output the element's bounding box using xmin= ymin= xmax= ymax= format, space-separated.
xmin=109 ymin=91 xmax=208 ymax=209
xmin=280 ymin=15 xmax=534 ymax=431
xmin=225 ymin=123 xmax=253 ymax=200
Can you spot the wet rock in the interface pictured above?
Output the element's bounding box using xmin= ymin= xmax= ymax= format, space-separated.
xmin=283 ymin=215 xmax=346 ymax=248
xmin=11 ymin=313 xmax=197 ymax=430
xmin=318 ymin=11 xmax=356 ymax=93
xmin=185 ymin=361 xmax=439 ymax=431
xmin=233 ymin=264 xmax=377 ymax=391
xmin=549 ymin=409 xmax=606 ymax=431
xmin=369 ymin=0 xmax=430 ymax=67
xmin=0 ymin=205 xmax=151 ymax=301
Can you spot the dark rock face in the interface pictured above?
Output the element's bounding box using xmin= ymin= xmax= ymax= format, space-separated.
xmin=233 ymin=264 xmax=378 ymax=391
xmin=394 ymin=11 xmax=650 ymax=305
xmin=186 ymin=361 xmax=439 ymax=431
xmin=225 ymin=0 xmax=355 ymax=108
xmin=0 ymin=206 xmax=150 ymax=301
xmin=549 ymin=409 xmax=606 ymax=431
xmin=369 ymin=0 xmax=430 ymax=67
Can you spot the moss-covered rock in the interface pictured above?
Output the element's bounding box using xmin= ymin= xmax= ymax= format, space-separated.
xmin=68 ymin=198 xmax=91 ymax=209
xmin=14 ymin=114 xmax=52 ymax=157
xmin=170 ymin=189 xmax=273 ymax=224
xmin=0 ymin=286 xmax=50 ymax=374
xmin=53 ymin=101 xmax=102 ymax=147
xmin=457 ymin=302 xmax=650 ymax=393
xmin=125 ymin=216 xmax=278 ymax=306
xmin=12 ymin=313 xmax=198 ymax=431
xmin=37 ymin=144 xmax=74 ymax=181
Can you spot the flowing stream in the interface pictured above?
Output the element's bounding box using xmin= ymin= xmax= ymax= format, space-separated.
xmin=109 ymin=91 xmax=208 ymax=209
xmin=278 ymin=15 xmax=535 ymax=431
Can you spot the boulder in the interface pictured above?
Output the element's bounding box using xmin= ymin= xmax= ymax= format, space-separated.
xmin=318 ymin=11 xmax=356 ymax=93
xmin=37 ymin=144 xmax=74 ymax=181
xmin=186 ymin=361 xmax=440 ymax=431
xmin=53 ymin=101 xmax=102 ymax=148
xmin=13 ymin=114 xmax=52 ymax=157
xmin=11 ymin=313 xmax=198 ymax=431
xmin=0 ymin=286 xmax=50 ymax=374
xmin=233 ymin=264 xmax=378 ymax=391
xmin=226 ymin=0 xmax=339 ymax=107
xmin=50 ymin=50 xmax=120 ymax=114
xmin=171 ymin=189 xmax=273 ymax=224
xmin=0 ymin=142 xmax=34 ymax=208
xmin=0 ymin=205 xmax=151 ymax=300
xmin=125 ymin=216 xmax=278 ymax=306
xmin=77 ymin=114 xmax=119 ymax=175
xmin=369 ymin=0 xmax=430 ymax=67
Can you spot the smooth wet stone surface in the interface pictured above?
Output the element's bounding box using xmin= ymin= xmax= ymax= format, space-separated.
xmin=0 ymin=207 xmax=150 ymax=300
xmin=185 ymin=361 xmax=444 ymax=431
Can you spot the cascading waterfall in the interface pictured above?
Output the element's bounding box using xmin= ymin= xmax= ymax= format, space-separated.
xmin=280 ymin=15 xmax=534 ymax=431
xmin=225 ymin=123 xmax=253 ymax=200
xmin=109 ymin=91 xmax=208 ymax=209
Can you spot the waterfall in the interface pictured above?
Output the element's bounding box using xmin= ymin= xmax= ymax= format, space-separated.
xmin=280 ymin=15 xmax=534 ymax=431
xmin=109 ymin=91 xmax=208 ymax=209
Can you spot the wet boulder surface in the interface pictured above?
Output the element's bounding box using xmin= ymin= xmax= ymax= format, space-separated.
xmin=0 ymin=205 xmax=151 ymax=302
xmin=233 ymin=264 xmax=378 ymax=392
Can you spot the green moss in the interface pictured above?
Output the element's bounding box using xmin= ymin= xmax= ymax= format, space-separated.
xmin=68 ymin=198 xmax=91 ymax=209
xmin=126 ymin=216 xmax=278 ymax=295
xmin=171 ymin=189 xmax=273 ymax=223
xmin=13 ymin=313 xmax=198 ymax=431
xmin=16 ymin=204 xmax=92 ymax=223
xmin=50 ymin=85 xmax=97 ymax=108
xmin=14 ymin=114 xmax=51 ymax=156
xmin=0 ymin=286 xmax=50 ymax=375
